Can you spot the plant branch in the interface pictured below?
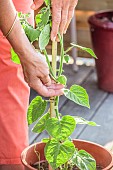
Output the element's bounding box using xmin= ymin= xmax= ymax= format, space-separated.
xmin=58 ymin=33 xmax=64 ymax=77
xmin=43 ymin=49 xmax=55 ymax=79
xmin=65 ymin=46 xmax=74 ymax=54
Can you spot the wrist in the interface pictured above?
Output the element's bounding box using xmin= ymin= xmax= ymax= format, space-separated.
xmin=16 ymin=44 xmax=35 ymax=64
xmin=7 ymin=19 xmax=35 ymax=62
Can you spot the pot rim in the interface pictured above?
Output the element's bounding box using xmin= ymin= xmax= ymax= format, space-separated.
xmin=21 ymin=139 xmax=113 ymax=170
xmin=21 ymin=142 xmax=44 ymax=170
xmin=88 ymin=9 xmax=113 ymax=30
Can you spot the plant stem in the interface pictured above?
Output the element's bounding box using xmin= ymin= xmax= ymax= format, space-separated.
xmin=64 ymin=162 xmax=68 ymax=170
xmin=65 ymin=46 xmax=74 ymax=54
xmin=58 ymin=33 xmax=64 ymax=77
xmin=50 ymin=41 xmax=57 ymax=118
xmin=52 ymin=41 xmax=57 ymax=77
xmin=43 ymin=49 xmax=55 ymax=79
xmin=55 ymin=96 xmax=59 ymax=119
xmin=49 ymin=41 xmax=57 ymax=170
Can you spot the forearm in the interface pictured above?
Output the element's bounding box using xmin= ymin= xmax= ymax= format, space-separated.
xmin=0 ymin=0 xmax=33 ymax=62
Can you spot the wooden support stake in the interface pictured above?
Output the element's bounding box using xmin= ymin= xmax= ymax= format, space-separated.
xmin=49 ymin=41 xmax=57 ymax=170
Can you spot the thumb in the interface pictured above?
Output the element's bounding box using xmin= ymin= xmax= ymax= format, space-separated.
xmin=31 ymin=0 xmax=44 ymax=10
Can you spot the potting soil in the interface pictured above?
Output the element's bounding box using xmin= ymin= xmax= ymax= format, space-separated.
xmin=32 ymin=161 xmax=103 ymax=170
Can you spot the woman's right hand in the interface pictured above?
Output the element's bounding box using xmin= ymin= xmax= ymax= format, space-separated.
xmin=20 ymin=50 xmax=64 ymax=97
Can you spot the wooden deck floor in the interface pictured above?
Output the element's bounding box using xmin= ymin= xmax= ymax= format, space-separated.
xmin=29 ymin=63 xmax=113 ymax=147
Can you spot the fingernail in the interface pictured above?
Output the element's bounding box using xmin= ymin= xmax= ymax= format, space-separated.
xmin=31 ymin=3 xmax=35 ymax=9
xmin=52 ymin=36 xmax=56 ymax=42
xmin=64 ymin=30 xmax=66 ymax=34
xmin=56 ymin=37 xmax=60 ymax=42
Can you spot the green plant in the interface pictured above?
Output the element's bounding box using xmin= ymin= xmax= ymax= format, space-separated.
xmin=11 ymin=1 xmax=98 ymax=169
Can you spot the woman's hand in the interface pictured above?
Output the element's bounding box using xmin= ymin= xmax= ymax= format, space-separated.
xmin=31 ymin=0 xmax=78 ymax=41
xmin=20 ymin=50 xmax=64 ymax=97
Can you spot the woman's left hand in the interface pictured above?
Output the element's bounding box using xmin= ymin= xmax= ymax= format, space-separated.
xmin=31 ymin=0 xmax=78 ymax=41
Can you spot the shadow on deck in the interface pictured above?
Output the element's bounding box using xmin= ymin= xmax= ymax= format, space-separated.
xmin=29 ymin=63 xmax=113 ymax=147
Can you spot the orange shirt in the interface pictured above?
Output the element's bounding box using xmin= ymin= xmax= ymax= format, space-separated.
xmin=0 ymin=0 xmax=34 ymax=164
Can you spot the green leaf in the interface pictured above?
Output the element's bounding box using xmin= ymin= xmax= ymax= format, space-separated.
xmin=27 ymin=96 xmax=47 ymax=125
xmin=64 ymin=54 xmax=70 ymax=63
xmin=32 ymin=112 xmax=50 ymax=133
xmin=35 ymin=13 xmax=42 ymax=25
xmin=39 ymin=24 xmax=50 ymax=50
xmin=18 ymin=12 xmax=30 ymax=21
xmin=24 ymin=24 xmax=40 ymax=43
xmin=71 ymin=43 xmax=97 ymax=59
xmin=11 ymin=48 xmax=20 ymax=64
xmin=45 ymin=115 xmax=76 ymax=140
xmin=64 ymin=85 xmax=90 ymax=108
xmin=18 ymin=12 xmax=22 ymax=18
xmin=71 ymin=150 xmax=96 ymax=170
xmin=57 ymin=75 xmax=67 ymax=85
xmin=42 ymin=138 xmax=50 ymax=143
xmin=74 ymin=116 xmax=98 ymax=126
xmin=45 ymin=139 xmax=75 ymax=169
xmin=44 ymin=0 xmax=50 ymax=6
xmin=41 ymin=9 xmax=50 ymax=26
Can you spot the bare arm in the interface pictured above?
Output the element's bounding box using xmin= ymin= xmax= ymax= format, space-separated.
xmin=0 ymin=0 xmax=63 ymax=97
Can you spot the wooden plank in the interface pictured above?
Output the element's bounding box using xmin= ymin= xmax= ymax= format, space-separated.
xmin=60 ymin=70 xmax=108 ymax=139
xmin=76 ymin=0 xmax=113 ymax=11
xmin=76 ymin=10 xmax=95 ymax=29
xmin=78 ymin=94 xmax=113 ymax=146
xmin=29 ymin=65 xmax=93 ymax=144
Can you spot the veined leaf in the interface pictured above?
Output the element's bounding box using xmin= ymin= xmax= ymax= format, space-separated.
xmin=32 ymin=112 xmax=50 ymax=133
xmin=44 ymin=0 xmax=50 ymax=6
xmin=71 ymin=43 xmax=97 ymax=59
xmin=45 ymin=139 xmax=75 ymax=169
xmin=71 ymin=150 xmax=96 ymax=170
xmin=39 ymin=24 xmax=50 ymax=50
xmin=27 ymin=96 xmax=47 ymax=125
xmin=24 ymin=24 xmax=40 ymax=43
xmin=41 ymin=9 xmax=50 ymax=26
xmin=64 ymin=85 xmax=90 ymax=108
xmin=74 ymin=116 xmax=98 ymax=126
xmin=45 ymin=115 xmax=76 ymax=140
xmin=57 ymin=75 xmax=67 ymax=85
xmin=11 ymin=48 xmax=20 ymax=64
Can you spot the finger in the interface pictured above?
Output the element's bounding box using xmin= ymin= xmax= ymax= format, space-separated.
xmin=47 ymin=83 xmax=64 ymax=90
xmin=60 ymin=1 xmax=70 ymax=35
xmin=64 ymin=0 xmax=78 ymax=33
xmin=22 ymin=65 xmax=29 ymax=83
xmin=31 ymin=0 xmax=44 ymax=10
xmin=56 ymin=36 xmax=60 ymax=42
xmin=29 ymin=78 xmax=64 ymax=97
xmin=24 ymin=76 xmax=29 ymax=83
xmin=64 ymin=9 xmax=75 ymax=34
xmin=40 ymin=75 xmax=52 ymax=86
xmin=51 ymin=0 xmax=62 ymax=41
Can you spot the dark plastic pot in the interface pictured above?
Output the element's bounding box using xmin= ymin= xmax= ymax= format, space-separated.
xmin=88 ymin=10 xmax=113 ymax=92
xmin=21 ymin=139 xmax=113 ymax=170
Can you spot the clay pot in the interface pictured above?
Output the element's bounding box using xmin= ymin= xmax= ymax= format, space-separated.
xmin=21 ymin=139 xmax=113 ymax=170
xmin=88 ymin=10 xmax=113 ymax=92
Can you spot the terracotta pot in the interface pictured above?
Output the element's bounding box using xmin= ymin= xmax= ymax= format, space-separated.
xmin=88 ymin=10 xmax=113 ymax=92
xmin=21 ymin=139 xmax=113 ymax=170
